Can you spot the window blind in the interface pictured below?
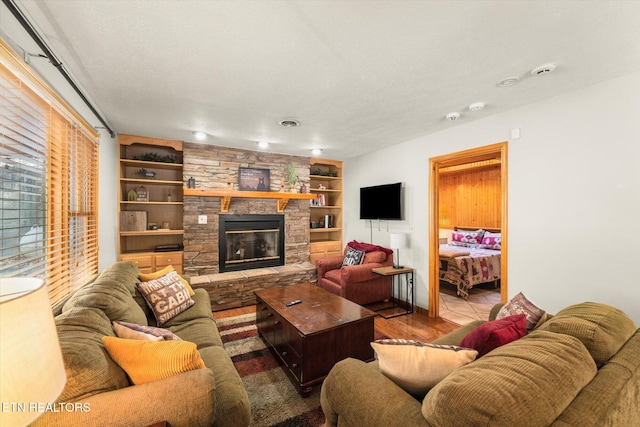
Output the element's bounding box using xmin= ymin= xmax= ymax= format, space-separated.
xmin=1 ymin=40 xmax=99 ymax=303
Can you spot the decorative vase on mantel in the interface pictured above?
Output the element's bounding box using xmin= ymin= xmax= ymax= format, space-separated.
xmin=286 ymin=162 xmax=298 ymax=193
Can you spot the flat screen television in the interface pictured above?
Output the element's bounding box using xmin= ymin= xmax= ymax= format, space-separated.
xmin=359 ymin=182 xmax=402 ymax=220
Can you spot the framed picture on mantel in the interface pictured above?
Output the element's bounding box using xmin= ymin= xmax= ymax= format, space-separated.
xmin=238 ymin=167 xmax=270 ymax=192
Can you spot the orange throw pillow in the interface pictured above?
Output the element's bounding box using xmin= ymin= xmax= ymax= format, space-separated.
xmin=102 ymin=336 xmax=205 ymax=384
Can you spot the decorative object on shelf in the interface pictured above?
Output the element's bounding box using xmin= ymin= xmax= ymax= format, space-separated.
xmin=161 ymin=221 xmax=170 ymax=230
xmin=390 ymin=233 xmax=408 ymax=269
xmin=167 ymin=191 xmax=172 ymax=202
xmin=135 ymin=185 xmax=148 ymax=202
xmin=300 ymin=182 xmax=307 ymax=194
xmin=286 ymin=162 xmax=298 ymax=192
xmin=311 ymin=167 xmax=337 ymax=177
xmin=239 ymin=167 xmax=270 ymax=192
xmin=149 ymin=224 xmax=159 ymax=230
xmin=138 ymin=168 xmax=156 ymax=179
xmin=127 ymin=189 xmax=137 ymax=201
xmin=187 ymin=177 xmax=196 ymax=188
xmin=227 ymin=179 xmax=232 ymax=191
xmin=0 ymin=278 xmax=66 ymax=427
xmin=132 ymin=152 xmax=178 ymax=163
xmin=120 ymin=211 xmax=147 ymax=231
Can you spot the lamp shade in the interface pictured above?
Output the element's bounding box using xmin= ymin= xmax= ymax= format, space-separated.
xmin=390 ymin=233 xmax=407 ymax=250
xmin=0 ymin=278 xmax=66 ymax=426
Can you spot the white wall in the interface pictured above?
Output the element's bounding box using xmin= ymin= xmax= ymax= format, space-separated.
xmin=345 ymin=71 xmax=640 ymax=324
xmin=97 ymin=133 xmax=118 ymax=269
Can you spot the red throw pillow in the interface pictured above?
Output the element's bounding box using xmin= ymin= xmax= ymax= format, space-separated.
xmin=459 ymin=314 xmax=527 ymax=357
xmin=347 ymin=240 xmax=394 ymax=255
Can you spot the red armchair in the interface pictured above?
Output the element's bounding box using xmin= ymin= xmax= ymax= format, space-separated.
xmin=316 ymin=242 xmax=394 ymax=305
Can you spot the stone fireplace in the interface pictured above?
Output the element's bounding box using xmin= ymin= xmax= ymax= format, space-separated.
xmin=219 ymin=214 xmax=285 ymax=272
xmin=182 ymin=142 xmax=313 ymax=277
xmin=181 ymin=143 xmax=317 ymax=310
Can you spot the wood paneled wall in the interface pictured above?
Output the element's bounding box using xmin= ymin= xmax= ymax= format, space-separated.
xmin=439 ymin=161 xmax=501 ymax=229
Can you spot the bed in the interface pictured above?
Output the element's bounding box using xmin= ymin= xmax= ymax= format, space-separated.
xmin=439 ymin=226 xmax=501 ymax=298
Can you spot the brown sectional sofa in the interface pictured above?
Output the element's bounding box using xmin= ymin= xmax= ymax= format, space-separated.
xmin=321 ymin=302 xmax=640 ymax=427
xmin=33 ymin=261 xmax=250 ymax=427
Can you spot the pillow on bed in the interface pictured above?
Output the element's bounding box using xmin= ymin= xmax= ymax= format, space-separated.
xmin=480 ymin=231 xmax=501 ymax=250
xmin=450 ymin=229 xmax=485 ymax=247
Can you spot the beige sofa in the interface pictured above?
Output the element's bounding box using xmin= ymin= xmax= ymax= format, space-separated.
xmin=33 ymin=261 xmax=250 ymax=427
xmin=321 ymin=302 xmax=640 ymax=427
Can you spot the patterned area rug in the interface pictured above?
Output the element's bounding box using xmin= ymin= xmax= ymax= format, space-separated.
xmin=217 ymin=313 xmax=326 ymax=427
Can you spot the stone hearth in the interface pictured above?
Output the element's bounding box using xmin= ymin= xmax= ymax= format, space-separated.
xmin=190 ymin=263 xmax=316 ymax=311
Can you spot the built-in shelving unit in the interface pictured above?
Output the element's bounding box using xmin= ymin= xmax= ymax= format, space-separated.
xmin=309 ymin=158 xmax=343 ymax=263
xmin=117 ymin=134 xmax=184 ymax=273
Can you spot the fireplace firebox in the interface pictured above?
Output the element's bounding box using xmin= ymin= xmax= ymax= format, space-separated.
xmin=219 ymin=214 xmax=285 ymax=273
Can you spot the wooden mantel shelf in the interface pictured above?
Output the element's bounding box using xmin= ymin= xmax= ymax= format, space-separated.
xmin=184 ymin=188 xmax=316 ymax=212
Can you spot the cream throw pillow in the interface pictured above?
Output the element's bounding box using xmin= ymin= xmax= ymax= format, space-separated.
xmin=102 ymin=336 xmax=206 ymax=385
xmin=371 ymin=339 xmax=478 ymax=395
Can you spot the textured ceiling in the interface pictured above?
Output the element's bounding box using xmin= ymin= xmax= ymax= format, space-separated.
xmin=9 ymin=0 xmax=640 ymax=159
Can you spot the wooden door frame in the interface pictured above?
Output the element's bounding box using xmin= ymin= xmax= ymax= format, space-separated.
xmin=428 ymin=142 xmax=508 ymax=318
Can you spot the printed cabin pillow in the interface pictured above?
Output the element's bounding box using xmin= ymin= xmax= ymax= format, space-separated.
xmin=136 ymin=271 xmax=194 ymax=325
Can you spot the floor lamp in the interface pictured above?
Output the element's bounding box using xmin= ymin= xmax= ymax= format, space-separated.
xmin=390 ymin=233 xmax=407 ymax=269
xmin=1 ymin=278 xmax=66 ymax=426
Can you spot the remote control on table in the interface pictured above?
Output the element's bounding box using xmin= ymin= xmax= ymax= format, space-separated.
xmin=286 ymin=299 xmax=302 ymax=307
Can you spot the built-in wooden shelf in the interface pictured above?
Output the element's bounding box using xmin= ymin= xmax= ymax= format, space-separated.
xmin=119 ymin=229 xmax=184 ymax=237
xmin=183 ymin=188 xmax=316 ymax=212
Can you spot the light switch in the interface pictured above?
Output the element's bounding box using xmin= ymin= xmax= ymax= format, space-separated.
xmin=198 ymin=215 xmax=207 ymax=224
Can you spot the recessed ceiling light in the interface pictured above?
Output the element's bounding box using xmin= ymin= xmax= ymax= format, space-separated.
xmin=279 ymin=119 xmax=300 ymax=127
xmin=497 ymin=76 xmax=520 ymax=87
xmin=531 ymin=63 xmax=557 ymax=76
xmin=311 ymin=148 xmax=322 ymax=156
xmin=257 ymin=141 xmax=269 ymax=149
xmin=192 ymin=131 xmax=207 ymax=140
xmin=469 ymin=102 xmax=485 ymax=111
xmin=446 ymin=112 xmax=460 ymax=121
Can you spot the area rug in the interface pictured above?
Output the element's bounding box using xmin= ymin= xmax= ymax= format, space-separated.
xmin=217 ymin=313 xmax=326 ymax=427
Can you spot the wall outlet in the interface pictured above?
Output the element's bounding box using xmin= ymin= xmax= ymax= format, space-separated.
xmin=511 ymin=128 xmax=521 ymax=139
xmin=198 ymin=215 xmax=207 ymax=224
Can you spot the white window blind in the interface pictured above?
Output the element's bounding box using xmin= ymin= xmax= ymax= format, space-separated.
xmin=1 ymin=40 xmax=99 ymax=304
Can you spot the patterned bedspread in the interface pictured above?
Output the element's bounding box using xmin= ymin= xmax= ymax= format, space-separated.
xmin=439 ymin=244 xmax=501 ymax=298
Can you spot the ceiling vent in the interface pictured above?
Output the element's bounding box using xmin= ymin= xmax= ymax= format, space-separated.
xmin=497 ymin=76 xmax=520 ymax=87
xmin=279 ymin=120 xmax=300 ymax=127
xmin=531 ymin=63 xmax=557 ymax=76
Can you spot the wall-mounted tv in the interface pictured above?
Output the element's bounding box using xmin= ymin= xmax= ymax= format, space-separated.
xmin=359 ymin=182 xmax=403 ymax=220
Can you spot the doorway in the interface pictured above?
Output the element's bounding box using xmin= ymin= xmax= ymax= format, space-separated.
xmin=428 ymin=142 xmax=508 ymax=319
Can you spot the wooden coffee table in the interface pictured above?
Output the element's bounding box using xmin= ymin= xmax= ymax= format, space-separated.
xmin=254 ymin=283 xmax=376 ymax=396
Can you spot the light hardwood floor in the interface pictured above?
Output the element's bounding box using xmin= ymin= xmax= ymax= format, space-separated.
xmin=439 ymin=282 xmax=501 ymax=325
xmin=213 ymin=304 xmax=461 ymax=342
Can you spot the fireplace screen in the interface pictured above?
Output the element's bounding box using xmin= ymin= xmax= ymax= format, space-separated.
xmin=225 ymin=229 xmax=279 ymax=265
xmin=219 ymin=214 xmax=285 ymax=272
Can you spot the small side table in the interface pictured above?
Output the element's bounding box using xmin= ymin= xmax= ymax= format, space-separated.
xmin=371 ymin=266 xmax=414 ymax=318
